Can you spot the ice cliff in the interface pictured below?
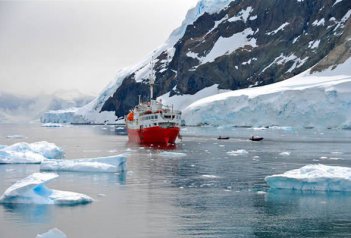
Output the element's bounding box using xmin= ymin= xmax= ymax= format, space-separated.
xmin=181 ymin=58 xmax=351 ymax=128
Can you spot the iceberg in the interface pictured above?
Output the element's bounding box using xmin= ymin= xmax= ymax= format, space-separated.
xmin=265 ymin=164 xmax=351 ymax=192
xmin=36 ymin=228 xmax=67 ymax=238
xmin=0 ymin=150 xmax=45 ymax=164
xmin=227 ymin=149 xmax=249 ymax=156
xmin=0 ymin=141 xmax=64 ymax=164
xmin=0 ymin=173 xmax=93 ymax=205
xmin=40 ymin=154 xmax=127 ymax=173
xmin=279 ymin=151 xmax=291 ymax=156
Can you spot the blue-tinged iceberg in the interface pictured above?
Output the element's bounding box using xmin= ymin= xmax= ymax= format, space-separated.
xmin=40 ymin=154 xmax=127 ymax=173
xmin=0 ymin=141 xmax=64 ymax=164
xmin=265 ymin=164 xmax=351 ymax=192
xmin=36 ymin=228 xmax=67 ymax=238
xmin=0 ymin=173 xmax=93 ymax=205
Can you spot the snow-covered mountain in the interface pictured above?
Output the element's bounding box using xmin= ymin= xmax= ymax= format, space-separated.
xmin=0 ymin=90 xmax=93 ymax=123
xmin=43 ymin=0 xmax=351 ymax=128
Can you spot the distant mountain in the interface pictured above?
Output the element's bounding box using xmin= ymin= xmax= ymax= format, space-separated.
xmin=0 ymin=90 xmax=94 ymax=123
xmin=42 ymin=0 xmax=351 ymax=127
xmin=100 ymin=0 xmax=351 ymax=116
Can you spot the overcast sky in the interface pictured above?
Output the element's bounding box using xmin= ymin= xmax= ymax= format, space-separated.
xmin=0 ymin=0 xmax=198 ymax=96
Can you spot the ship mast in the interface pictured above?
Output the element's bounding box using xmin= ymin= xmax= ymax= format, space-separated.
xmin=149 ymin=58 xmax=155 ymax=100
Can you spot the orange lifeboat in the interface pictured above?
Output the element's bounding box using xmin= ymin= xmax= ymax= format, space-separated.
xmin=127 ymin=112 xmax=134 ymax=121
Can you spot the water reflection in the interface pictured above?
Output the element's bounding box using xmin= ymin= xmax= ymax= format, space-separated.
xmin=1 ymin=204 xmax=53 ymax=224
xmin=51 ymin=171 xmax=127 ymax=186
xmin=252 ymin=189 xmax=351 ymax=237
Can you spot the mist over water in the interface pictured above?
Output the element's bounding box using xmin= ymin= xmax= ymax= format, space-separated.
xmin=0 ymin=124 xmax=351 ymax=237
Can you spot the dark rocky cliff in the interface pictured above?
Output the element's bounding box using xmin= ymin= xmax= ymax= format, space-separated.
xmin=101 ymin=0 xmax=351 ymax=117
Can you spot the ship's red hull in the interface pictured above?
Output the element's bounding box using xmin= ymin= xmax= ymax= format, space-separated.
xmin=127 ymin=126 xmax=180 ymax=145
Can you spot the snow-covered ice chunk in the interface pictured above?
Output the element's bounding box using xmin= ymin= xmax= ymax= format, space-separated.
xmin=28 ymin=142 xmax=64 ymax=160
xmin=202 ymin=174 xmax=219 ymax=179
xmin=227 ymin=149 xmax=249 ymax=156
xmin=41 ymin=123 xmax=63 ymax=128
xmin=279 ymin=151 xmax=291 ymax=156
xmin=158 ymin=151 xmax=187 ymax=158
xmin=0 ymin=150 xmax=45 ymax=164
xmin=36 ymin=228 xmax=67 ymax=238
xmin=0 ymin=142 xmax=64 ymax=164
xmin=40 ymin=154 xmax=127 ymax=173
xmin=265 ymin=164 xmax=351 ymax=191
xmin=6 ymin=134 xmax=26 ymax=139
xmin=0 ymin=173 xmax=93 ymax=205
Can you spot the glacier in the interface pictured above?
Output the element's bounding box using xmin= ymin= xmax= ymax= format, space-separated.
xmin=0 ymin=173 xmax=93 ymax=205
xmin=265 ymin=164 xmax=351 ymax=192
xmin=36 ymin=228 xmax=67 ymax=238
xmin=181 ymin=58 xmax=351 ymax=128
xmin=40 ymin=154 xmax=127 ymax=173
xmin=0 ymin=141 xmax=64 ymax=164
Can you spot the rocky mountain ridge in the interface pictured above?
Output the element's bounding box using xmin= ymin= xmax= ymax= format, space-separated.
xmin=101 ymin=0 xmax=351 ymax=117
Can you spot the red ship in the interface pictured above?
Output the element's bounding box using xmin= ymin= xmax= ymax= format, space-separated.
xmin=125 ymin=64 xmax=181 ymax=146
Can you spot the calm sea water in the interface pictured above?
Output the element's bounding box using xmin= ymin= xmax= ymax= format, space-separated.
xmin=0 ymin=124 xmax=351 ymax=238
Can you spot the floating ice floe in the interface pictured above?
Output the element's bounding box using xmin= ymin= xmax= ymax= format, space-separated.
xmin=158 ymin=151 xmax=187 ymax=158
xmin=0 ymin=173 xmax=93 ymax=205
xmin=41 ymin=123 xmax=64 ymax=128
xmin=6 ymin=134 xmax=26 ymax=139
xmin=227 ymin=149 xmax=249 ymax=156
xmin=40 ymin=154 xmax=127 ymax=173
xmin=265 ymin=164 xmax=351 ymax=192
xmin=279 ymin=151 xmax=291 ymax=156
xmin=202 ymin=174 xmax=219 ymax=179
xmin=0 ymin=141 xmax=64 ymax=164
xmin=36 ymin=228 xmax=67 ymax=238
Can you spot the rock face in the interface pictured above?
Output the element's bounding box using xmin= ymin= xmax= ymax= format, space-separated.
xmin=101 ymin=0 xmax=350 ymax=117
